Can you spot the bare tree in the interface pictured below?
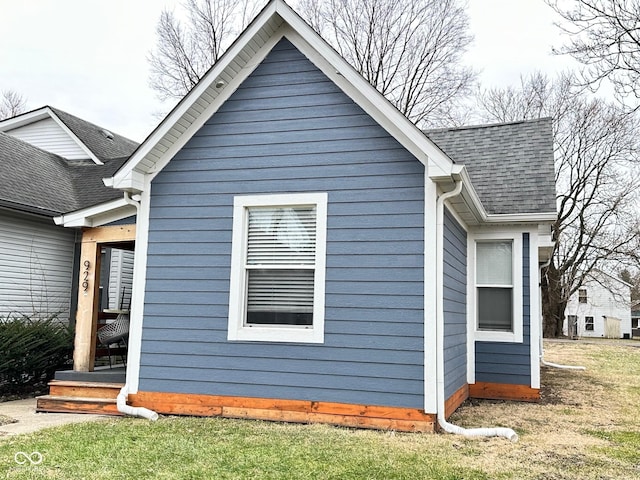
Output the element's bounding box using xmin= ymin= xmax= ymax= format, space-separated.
xmin=476 ymin=72 xmax=640 ymax=337
xmin=148 ymin=0 xmax=265 ymax=102
xmin=0 ymin=90 xmax=27 ymax=120
xmin=148 ymin=0 xmax=476 ymax=127
xmin=547 ymin=0 xmax=640 ymax=104
xmin=298 ymin=0 xmax=475 ymax=126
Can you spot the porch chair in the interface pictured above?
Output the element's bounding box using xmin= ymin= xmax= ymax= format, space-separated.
xmin=96 ymin=312 xmax=130 ymax=368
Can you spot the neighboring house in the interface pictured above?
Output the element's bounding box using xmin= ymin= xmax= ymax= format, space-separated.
xmin=47 ymin=0 xmax=557 ymax=431
xmin=564 ymin=271 xmax=632 ymax=339
xmin=631 ymin=301 xmax=640 ymax=337
xmin=0 ymin=106 xmax=137 ymax=322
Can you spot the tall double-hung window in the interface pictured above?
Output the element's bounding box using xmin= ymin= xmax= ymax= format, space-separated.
xmin=228 ymin=193 xmax=327 ymax=343
xmin=473 ymin=232 xmax=523 ymax=343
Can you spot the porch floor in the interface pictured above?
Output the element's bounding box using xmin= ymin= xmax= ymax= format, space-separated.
xmin=54 ymin=365 xmax=126 ymax=384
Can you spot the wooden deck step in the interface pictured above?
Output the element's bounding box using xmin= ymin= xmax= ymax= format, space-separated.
xmin=47 ymin=380 xmax=124 ymax=400
xmin=36 ymin=395 xmax=123 ymax=415
xmin=36 ymin=380 xmax=126 ymax=415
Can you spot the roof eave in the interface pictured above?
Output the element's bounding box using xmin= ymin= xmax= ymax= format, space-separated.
xmin=54 ymin=196 xmax=136 ymax=228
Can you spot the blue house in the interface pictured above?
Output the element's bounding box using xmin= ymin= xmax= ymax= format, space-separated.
xmin=44 ymin=0 xmax=556 ymax=432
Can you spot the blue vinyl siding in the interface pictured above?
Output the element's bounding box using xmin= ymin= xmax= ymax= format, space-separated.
xmin=475 ymin=233 xmax=531 ymax=385
xmin=138 ymin=39 xmax=425 ymax=409
xmin=443 ymin=208 xmax=467 ymax=398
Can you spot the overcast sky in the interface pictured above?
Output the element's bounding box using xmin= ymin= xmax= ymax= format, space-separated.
xmin=0 ymin=0 xmax=574 ymax=142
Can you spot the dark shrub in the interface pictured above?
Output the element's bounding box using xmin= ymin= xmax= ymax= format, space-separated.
xmin=0 ymin=315 xmax=73 ymax=396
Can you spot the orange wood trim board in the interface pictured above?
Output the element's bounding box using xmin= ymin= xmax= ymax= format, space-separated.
xmin=444 ymin=384 xmax=469 ymax=418
xmin=469 ymin=382 xmax=540 ymax=402
xmin=129 ymin=391 xmax=436 ymax=432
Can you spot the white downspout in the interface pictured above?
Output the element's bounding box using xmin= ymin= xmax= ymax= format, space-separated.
xmin=116 ymin=192 xmax=159 ymax=420
xmin=538 ymin=259 xmax=586 ymax=371
xmin=435 ymin=181 xmax=518 ymax=442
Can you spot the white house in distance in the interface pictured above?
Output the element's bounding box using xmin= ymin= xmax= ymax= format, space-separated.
xmin=564 ymin=271 xmax=632 ymax=339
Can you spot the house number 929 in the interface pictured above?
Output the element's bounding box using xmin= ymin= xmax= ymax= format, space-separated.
xmin=82 ymin=260 xmax=90 ymax=292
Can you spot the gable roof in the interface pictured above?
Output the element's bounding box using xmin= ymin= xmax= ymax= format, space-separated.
xmin=426 ymin=118 xmax=557 ymax=216
xmin=0 ymin=130 xmax=132 ymax=218
xmin=107 ymin=0 xmax=455 ymax=193
xmin=0 ymin=106 xmax=138 ymax=165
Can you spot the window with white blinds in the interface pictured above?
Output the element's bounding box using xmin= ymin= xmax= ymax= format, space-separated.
xmin=228 ymin=193 xmax=327 ymax=343
xmin=472 ymin=232 xmax=523 ymax=344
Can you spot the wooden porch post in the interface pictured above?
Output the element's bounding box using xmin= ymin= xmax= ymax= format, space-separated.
xmin=72 ymin=225 xmax=136 ymax=372
xmin=73 ymin=236 xmax=101 ymax=372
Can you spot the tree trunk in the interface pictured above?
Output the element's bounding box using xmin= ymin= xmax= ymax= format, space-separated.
xmin=541 ymin=262 xmax=567 ymax=338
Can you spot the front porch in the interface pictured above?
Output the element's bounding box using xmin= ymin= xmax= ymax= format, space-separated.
xmin=37 ymin=224 xmax=135 ymax=415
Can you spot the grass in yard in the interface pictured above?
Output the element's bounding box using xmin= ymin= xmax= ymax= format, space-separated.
xmin=0 ymin=340 xmax=639 ymax=479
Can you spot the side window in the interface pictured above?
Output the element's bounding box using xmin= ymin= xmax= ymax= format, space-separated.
xmin=472 ymin=232 xmax=523 ymax=343
xmin=585 ymin=316 xmax=594 ymax=331
xmin=476 ymin=241 xmax=513 ymax=332
xmin=228 ymin=193 xmax=327 ymax=343
xmin=578 ymin=288 xmax=587 ymax=304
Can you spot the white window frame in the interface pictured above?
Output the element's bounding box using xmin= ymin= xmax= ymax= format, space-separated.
xmin=469 ymin=230 xmax=523 ymax=343
xmin=228 ymin=192 xmax=327 ymax=343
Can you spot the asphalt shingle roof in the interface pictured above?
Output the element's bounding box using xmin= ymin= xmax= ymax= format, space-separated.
xmin=426 ymin=118 xmax=557 ymax=216
xmin=0 ymin=108 xmax=138 ymax=217
xmin=49 ymin=107 xmax=139 ymax=162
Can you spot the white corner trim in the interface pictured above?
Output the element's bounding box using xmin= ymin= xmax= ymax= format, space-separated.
xmin=529 ymin=230 xmax=541 ymax=389
xmin=470 ymin=229 xmax=524 ymax=344
xmin=423 ymin=177 xmax=438 ymax=414
xmin=124 ymin=177 xmax=152 ymax=393
xmin=227 ymin=192 xmax=328 ymax=344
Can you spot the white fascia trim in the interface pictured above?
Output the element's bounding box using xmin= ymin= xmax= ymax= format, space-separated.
xmin=53 ymin=197 xmax=135 ymax=227
xmin=0 ymin=108 xmax=50 ymax=130
xmin=423 ymin=176 xmax=438 ymax=414
xmin=484 ymin=212 xmax=558 ymax=224
xmin=529 ymin=230 xmax=541 ymax=389
xmin=125 ymin=176 xmax=152 ymax=393
xmin=228 ymin=192 xmax=327 ymax=344
xmin=111 ymin=2 xmax=283 ymax=189
xmin=470 ymin=229 xmax=524 ymax=343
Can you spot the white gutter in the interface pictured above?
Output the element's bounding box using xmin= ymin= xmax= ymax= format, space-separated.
xmin=435 ymin=180 xmax=518 ymax=442
xmin=538 ymin=259 xmax=586 ymax=371
xmin=115 ymin=192 xmax=160 ymax=420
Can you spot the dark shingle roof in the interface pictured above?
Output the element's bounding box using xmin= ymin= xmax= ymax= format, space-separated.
xmin=0 ymin=107 xmax=139 ymax=217
xmin=425 ymin=118 xmax=557 ymax=216
xmin=0 ymin=132 xmax=127 ymax=216
xmin=49 ymin=107 xmax=139 ymax=162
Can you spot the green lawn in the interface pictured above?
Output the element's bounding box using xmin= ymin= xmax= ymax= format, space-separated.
xmin=1 ymin=341 xmax=639 ymax=479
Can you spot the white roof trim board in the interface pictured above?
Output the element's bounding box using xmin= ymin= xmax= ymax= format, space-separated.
xmin=0 ymin=106 xmax=103 ymax=165
xmin=54 ymin=196 xmax=136 ymax=228
xmin=108 ymin=0 xmax=455 ymax=191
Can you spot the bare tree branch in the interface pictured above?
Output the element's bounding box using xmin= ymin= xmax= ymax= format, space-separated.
xmin=476 ymin=71 xmax=640 ymax=336
xmin=148 ymin=0 xmax=265 ymax=102
xmin=0 ymin=90 xmax=27 ymax=120
xmin=298 ymin=0 xmax=476 ymax=127
xmin=547 ymin=0 xmax=640 ymax=105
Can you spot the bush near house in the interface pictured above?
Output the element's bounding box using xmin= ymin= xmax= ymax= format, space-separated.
xmin=0 ymin=315 xmax=73 ymax=398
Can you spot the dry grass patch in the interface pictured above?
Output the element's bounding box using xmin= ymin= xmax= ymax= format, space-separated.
xmin=449 ymin=340 xmax=640 ymax=479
